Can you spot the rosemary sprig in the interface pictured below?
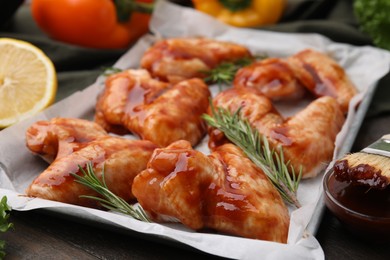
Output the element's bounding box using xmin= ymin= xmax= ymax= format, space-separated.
xmin=203 ymin=55 xmax=266 ymax=86
xmin=202 ymin=105 xmax=302 ymax=208
xmin=71 ymin=163 xmax=150 ymax=222
xmin=204 ymin=57 xmax=253 ymax=86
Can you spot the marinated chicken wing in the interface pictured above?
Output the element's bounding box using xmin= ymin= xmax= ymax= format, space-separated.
xmin=272 ymin=96 xmax=345 ymax=178
xmin=95 ymin=69 xmax=168 ymax=135
xmin=132 ymin=140 xmax=289 ymax=243
xmin=234 ymin=58 xmax=306 ymax=100
xmin=26 ymin=136 xmax=157 ymax=207
xmin=233 ymin=49 xmax=357 ymax=113
xmin=140 ymin=37 xmax=252 ymax=83
xmin=208 ymin=87 xmax=283 ymax=150
xmin=26 ymin=117 xmax=107 ymax=163
xmin=288 ymin=49 xmax=357 ymax=113
xmin=95 ymin=69 xmax=211 ymax=147
xmin=210 ymin=88 xmax=345 ymax=178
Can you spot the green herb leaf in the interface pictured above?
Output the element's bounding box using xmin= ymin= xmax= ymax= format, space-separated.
xmin=71 ymin=163 xmax=150 ymax=222
xmin=354 ymin=0 xmax=390 ymax=51
xmin=0 ymin=196 xmax=13 ymax=258
xmin=203 ymin=104 xmax=302 ymax=208
xmin=203 ymin=55 xmax=265 ymax=87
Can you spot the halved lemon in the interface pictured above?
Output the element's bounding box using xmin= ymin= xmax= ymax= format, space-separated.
xmin=0 ymin=38 xmax=57 ymax=128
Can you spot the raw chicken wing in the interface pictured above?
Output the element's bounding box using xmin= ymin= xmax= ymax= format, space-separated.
xmin=233 ymin=49 xmax=357 ymax=113
xmin=210 ymin=88 xmax=345 ymax=178
xmin=26 ymin=136 xmax=157 ymax=207
xmin=95 ymin=69 xmax=168 ymax=135
xmin=140 ymin=37 xmax=252 ymax=83
xmin=288 ymin=49 xmax=357 ymax=113
xmin=271 ymin=96 xmax=345 ymax=178
xmin=95 ymin=69 xmax=211 ymax=147
xmin=208 ymin=87 xmax=283 ymax=150
xmin=26 ymin=117 xmax=107 ymax=163
xmin=234 ymin=58 xmax=306 ymax=100
xmin=132 ymin=140 xmax=289 ymax=243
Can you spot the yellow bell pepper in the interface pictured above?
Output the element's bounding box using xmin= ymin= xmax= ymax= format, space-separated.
xmin=192 ymin=0 xmax=286 ymax=27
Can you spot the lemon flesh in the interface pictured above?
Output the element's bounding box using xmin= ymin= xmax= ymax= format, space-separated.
xmin=0 ymin=38 xmax=57 ymax=128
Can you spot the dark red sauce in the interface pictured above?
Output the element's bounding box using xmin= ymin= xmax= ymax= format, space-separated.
xmin=207 ymin=128 xmax=230 ymax=150
xmin=334 ymin=159 xmax=389 ymax=189
xmin=125 ymin=81 xmax=149 ymax=124
xmin=328 ymin=173 xmax=390 ymax=218
xmin=270 ymin=126 xmax=293 ymax=146
xmin=303 ymin=63 xmax=336 ymax=97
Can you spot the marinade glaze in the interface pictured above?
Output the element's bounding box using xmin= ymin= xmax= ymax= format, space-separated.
xmin=95 ymin=69 xmax=211 ymax=147
xmin=330 ymin=159 xmax=390 ymax=218
xmin=132 ymin=140 xmax=289 ymax=242
xmin=26 ymin=136 xmax=158 ymax=208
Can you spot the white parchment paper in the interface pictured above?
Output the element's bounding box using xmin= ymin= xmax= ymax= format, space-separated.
xmin=1 ymin=1 xmax=390 ymax=259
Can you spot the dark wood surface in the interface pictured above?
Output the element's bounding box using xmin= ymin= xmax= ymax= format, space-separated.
xmin=3 ymin=210 xmax=220 ymax=260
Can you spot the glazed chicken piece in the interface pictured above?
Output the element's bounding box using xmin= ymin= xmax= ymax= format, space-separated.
xmin=95 ymin=69 xmax=211 ymax=147
xmin=208 ymin=87 xmax=284 ymax=150
xmin=26 ymin=117 xmax=108 ymax=163
xmin=26 ymin=136 xmax=158 ymax=207
xmin=132 ymin=140 xmax=289 ymax=243
xmin=95 ymin=69 xmax=168 ymax=135
xmin=271 ymin=96 xmax=345 ymax=178
xmin=234 ymin=58 xmax=306 ymax=101
xmin=288 ymin=49 xmax=357 ymax=113
xmin=210 ymin=88 xmax=345 ymax=178
xmin=140 ymin=37 xmax=252 ymax=83
xmin=233 ymin=49 xmax=357 ymax=113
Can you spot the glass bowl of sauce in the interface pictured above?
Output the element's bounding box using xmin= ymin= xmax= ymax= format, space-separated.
xmin=323 ymin=168 xmax=390 ymax=242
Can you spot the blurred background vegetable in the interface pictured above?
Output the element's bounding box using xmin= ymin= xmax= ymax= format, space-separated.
xmin=192 ymin=0 xmax=286 ymax=27
xmin=0 ymin=196 xmax=13 ymax=259
xmin=354 ymin=0 xmax=390 ymax=51
xmin=30 ymin=0 xmax=154 ymax=49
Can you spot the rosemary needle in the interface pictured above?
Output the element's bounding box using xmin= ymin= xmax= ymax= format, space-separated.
xmin=71 ymin=163 xmax=150 ymax=222
xmin=203 ymin=105 xmax=302 ymax=208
